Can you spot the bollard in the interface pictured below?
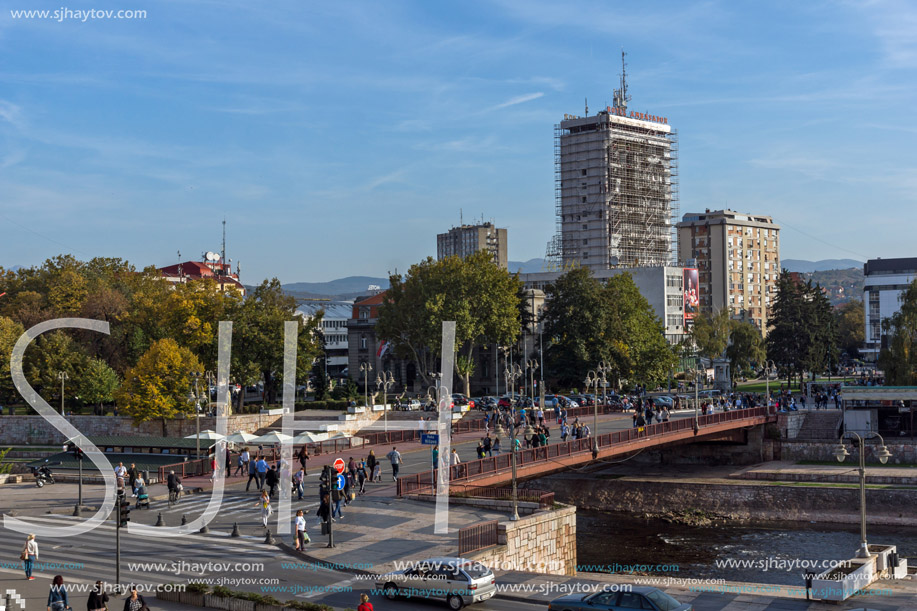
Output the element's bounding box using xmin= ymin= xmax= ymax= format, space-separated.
xmin=263 ymin=529 xmax=275 ymax=545
xmin=231 ymin=522 xmax=241 ymax=537
xmin=199 ymin=524 xmax=209 ymax=534
xmin=155 ymin=513 xmax=165 ymax=527
xmin=181 ymin=515 xmax=187 ymax=526
xmin=73 ymin=504 xmax=81 ymax=517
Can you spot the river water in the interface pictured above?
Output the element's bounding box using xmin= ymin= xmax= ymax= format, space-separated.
xmin=577 ymin=510 xmax=917 ymax=585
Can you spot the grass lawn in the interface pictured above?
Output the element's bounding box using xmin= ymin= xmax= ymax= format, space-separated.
xmin=797 ymin=460 xmax=917 ymax=469
xmin=734 ymin=378 xmax=854 ymax=393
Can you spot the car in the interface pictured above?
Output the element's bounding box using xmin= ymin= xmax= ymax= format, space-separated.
xmin=541 ymin=394 xmax=558 ymax=408
xmin=548 ymin=586 xmax=692 ymax=611
xmin=376 ymin=556 xmax=496 ymax=610
xmin=401 ymin=399 xmax=422 ymax=411
xmin=474 ymin=396 xmax=497 ymax=411
xmin=652 ymin=395 xmax=675 ymax=409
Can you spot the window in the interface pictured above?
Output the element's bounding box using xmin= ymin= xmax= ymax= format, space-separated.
xmin=360 ymin=335 xmax=367 ymax=349
xmin=583 ymin=239 xmax=588 ymax=245
xmin=581 ymin=169 xmax=587 ymax=176
xmin=582 ymin=224 xmax=588 ymax=230
xmin=582 ymin=196 xmax=587 ymax=203
xmin=360 ymin=308 xmax=369 ymax=320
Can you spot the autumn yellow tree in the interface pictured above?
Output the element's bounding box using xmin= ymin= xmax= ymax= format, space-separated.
xmin=116 ymin=338 xmax=203 ymax=435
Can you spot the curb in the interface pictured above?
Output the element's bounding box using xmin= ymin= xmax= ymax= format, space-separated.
xmin=273 ymin=538 xmax=377 ymax=577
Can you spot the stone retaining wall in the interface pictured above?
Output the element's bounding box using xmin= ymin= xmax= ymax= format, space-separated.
xmin=465 ymin=505 xmax=577 ymax=576
xmin=405 ymin=493 xmax=543 ymax=516
xmin=531 ymin=475 xmax=917 ymax=526
xmin=0 ymin=414 xmax=282 ymax=445
xmin=775 ymin=440 xmax=917 ymax=464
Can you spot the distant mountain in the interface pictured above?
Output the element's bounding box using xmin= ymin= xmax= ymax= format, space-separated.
xmin=782 ymin=259 xmax=863 ymax=273
xmin=508 ymin=258 xmax=546 ymax=274
xmin=281 ymin=276 xmax=389 ymax=300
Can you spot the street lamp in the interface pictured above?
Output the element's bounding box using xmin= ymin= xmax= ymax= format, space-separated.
xmin=505 ymin=364 xmax=522 ymax=407
xmin=188 ymin=372 xmax=203 ymax=459
xmin=693 ymin=365 xmax=705 ymax=433
xmin=525 ymin=360 xmax=539 ymax=404
xmin=375 ymin=370 xmax=395 ymax=432
xmin=359 ymin=362 xmax=373 ymax=408
xmin=834 ymin=432 xmax=892 ymax=558
xmin=764 ymin=360 xmax=777 ymax=408
xmin=58 ymin=371 xmax=69 ymax=415
xmin=503 ymin=364 xmax=523 ymax=522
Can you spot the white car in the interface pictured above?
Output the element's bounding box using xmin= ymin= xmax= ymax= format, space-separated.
xmin=376 ymin=556 xmax=496 ymax=609
xmin=401 ymin=399 xmax=422 ymax=410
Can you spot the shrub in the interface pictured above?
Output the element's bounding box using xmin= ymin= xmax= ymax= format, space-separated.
xmin=211 ymin=586 xmax=232 ymax=598
xmin=186 ymin=582 xmax=210 ymax=594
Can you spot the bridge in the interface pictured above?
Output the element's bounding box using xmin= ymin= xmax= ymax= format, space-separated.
xmin=396 ymin=406 xmax=776 ymax=495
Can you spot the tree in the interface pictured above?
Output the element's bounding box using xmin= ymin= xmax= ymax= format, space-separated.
xmin=78 ymin=358 xmax=120 ymax=414
xmin=25 ymin=331 xmax=90 ymax=407
xmin=0 ymin=317 xmax=25 ymax=403
xmin=690 ymin=308 xmax=732 ymax=360
xmin=377 ymin=252 xmax=521 ymax=395
xmin=878 ymin=280 xmax=917 ymax=385
xmin=727 ymin=320 xmax=765 ymax=380
xmin=836 ymin=300 xmax=865 ymax=358
xmin=116 ymin=339 xmax=203 ymax=435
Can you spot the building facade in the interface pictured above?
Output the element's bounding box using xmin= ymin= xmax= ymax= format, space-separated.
xmin=520 ymin=267 xmax=686 ymax=345
xmin=158 ymin=258 xmax=245 ymax=295
xmin=298 ymin=301 xmax=353 ymax=380
xmin=547 ymin=105 xmax=678 ymax=271
xmin=863 ymin=257 xmax=917 ymax=360
xmin=436 ymin=222 xmax=508 ymax=269
xmin=676 ymin=209 xmax=780 ymax=333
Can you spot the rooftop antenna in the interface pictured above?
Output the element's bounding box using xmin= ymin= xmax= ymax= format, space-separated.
xmin=221 ymin=218 xmax=226 ymax=275
xmin=612 ymin=49 xmax=631 ymax=113
xmin=177 ymin=250 xmax=182 ymax=278
xmin=585 ymin=97 xmax=588 ymax=116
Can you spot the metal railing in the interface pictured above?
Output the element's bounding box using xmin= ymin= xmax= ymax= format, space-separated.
xmin=397 ymin=406 xmax=771 ymax=496
xmin=449 ymin=484 xmax=554 ymax=509
xmin=458 ymin=520 xmax=499 ymax=555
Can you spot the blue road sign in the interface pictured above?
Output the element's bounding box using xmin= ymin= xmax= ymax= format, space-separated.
xmin=336 ymin=474 xmax=345 ymax=490
xmin=421 ymin=433 xmax=440 ymax=445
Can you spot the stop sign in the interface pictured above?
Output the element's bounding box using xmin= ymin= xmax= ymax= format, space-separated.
xmin=333 ymin=458 xmax=345 ymax=474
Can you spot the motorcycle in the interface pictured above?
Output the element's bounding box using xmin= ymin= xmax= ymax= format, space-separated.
xmin=32 ymin=465 xmax=55 ymax=488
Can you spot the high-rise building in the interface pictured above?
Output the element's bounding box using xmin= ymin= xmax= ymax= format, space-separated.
xmin=436 ymin=222 xmax=508 ymax=269
xmin=676 ymin=209 xmax=780 ymax=333
xmin=862 ymin=257 xmax=917 ymax=361
xmin=546 ymin=55 xmax=678 ymax=271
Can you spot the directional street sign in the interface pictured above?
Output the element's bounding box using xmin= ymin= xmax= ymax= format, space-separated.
xmin=336 ymin=474 xmax=345 ymax=491
xmin=421 ymin=433 xmax=439 ymax=445
xmin=333 ymin=458 xmax=345 ymax=473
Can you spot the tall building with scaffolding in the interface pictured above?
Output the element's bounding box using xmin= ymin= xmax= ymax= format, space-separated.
xmin=545 ymin=56 xmax=678 ymax=271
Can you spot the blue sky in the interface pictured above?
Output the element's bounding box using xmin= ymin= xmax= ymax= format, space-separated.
xmin=0 ymin=0 xmax=915 ymax=283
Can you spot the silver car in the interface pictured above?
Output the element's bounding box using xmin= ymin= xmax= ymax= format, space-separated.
xmin=376 ymin=556 xmax=496 ymax=609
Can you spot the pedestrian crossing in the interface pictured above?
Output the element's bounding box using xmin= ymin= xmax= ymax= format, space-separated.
xmin=0 ymin=514 xmax=280 ymax=587
xmin=135 ymin=492 xmax=319 ymax=522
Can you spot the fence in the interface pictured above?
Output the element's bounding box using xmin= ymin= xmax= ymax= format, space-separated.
xmin=449 ymin=484 xmax=554 ymax=509
xmin=458 ymin=520 xmax=499 ymax=555
xmin=397 ymin=406 xmax=771 ymax=496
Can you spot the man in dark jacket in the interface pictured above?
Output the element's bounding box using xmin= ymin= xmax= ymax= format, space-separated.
xmin=245 ymin=457 xmax=259 ymax=492
xmin=265 ymin=466 xmax=280 ymax=498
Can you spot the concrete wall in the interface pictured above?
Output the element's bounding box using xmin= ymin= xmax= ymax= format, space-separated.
xmin=465 ymin=505 xmax=577 ymax=576
xmin=531 ymin=475 xmax=917 ymax=526
xmin=0 ymin=414 xmax=282 ymax=445
xmin=775 ymin=440 xmax=917 ymax=465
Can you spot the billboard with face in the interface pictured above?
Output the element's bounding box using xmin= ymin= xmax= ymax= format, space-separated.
xmin=684 ymin=268 xmax=699 ymax=320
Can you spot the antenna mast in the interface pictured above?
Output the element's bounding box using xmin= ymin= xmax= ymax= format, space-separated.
xmin=612 ymin=49 xmax=631 ymax=113
xmin=221 ymin=219 xmax=226 ymax=274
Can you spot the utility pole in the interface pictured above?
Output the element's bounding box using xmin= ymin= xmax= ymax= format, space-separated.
xmin=58 ymin=371 xmax=69 ymax=415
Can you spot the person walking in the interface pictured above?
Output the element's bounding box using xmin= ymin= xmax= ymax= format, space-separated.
xmin=431 ymin=445 xmax=439 ymax=476
xmin=127 ymin=464 xmax=138 ymax=496
xmin=294 ymin=467 xmax=306 ymax=501
xmin=255 ymin=455 xmax=268 ymax=490
xmin=114 ymin=463 xmax=126 ymax=492
xmin=21 ymin=534 xmax=38 ymax=580
xmin=331 ymin=482 xmax=344 ymax=520
xmin=386 ymin=447 xmax=402 ymax=481
xmin=265 ymin=465 xmax=279 ymax=498
xmin=357 ymin=593 xmax=373 ymax=611
xmin=357 ymin=461 xmax=367 ymax=495
xmin=257 ymin=490 xmax=272 ymax=528
xmin=47 ymin=575 xmax=71 ymax=611
xmin=236 ymin=447 xmax=250 ymax=476
xmin=245 ymin=457 xmax=259 ymax=492
xmin=317 ymin=493 xmax=331 ymax=524
xmin=225 ymin=447 xmax=232 ymax=478
xmin=298 ymin=446 xmax=309 ymax=475
xmin=294 ymin=509 xmax=309 ymax=551
xmin=450 ymin=448 xmax=462 ymax=478
xmin=482 ymin=435 xmax=492 ymax=457
xmin=87 ymin=581 xmax=108 ymax=611
xmin=492 ymin=437 xmax=501 ymax=454
xmin=122 ymin=587 xmax=145 ymax=611
xmin=366 ymin=450 xmax=378 ymax=483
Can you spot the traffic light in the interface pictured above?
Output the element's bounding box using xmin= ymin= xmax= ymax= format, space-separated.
xmin=73 ymin=447 xmax=84 ymax=460
xmin=117 ymin=493 xmax=131 ymax=527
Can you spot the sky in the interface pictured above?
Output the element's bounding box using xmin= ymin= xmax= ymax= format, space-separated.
xmin=0 ymin=0 xmax=915 ymax=284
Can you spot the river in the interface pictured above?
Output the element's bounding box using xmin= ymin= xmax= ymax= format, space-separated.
xmin=577 ymin=510 xmax=917 ymax=585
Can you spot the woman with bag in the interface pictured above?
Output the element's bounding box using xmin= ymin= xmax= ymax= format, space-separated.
xmin=293 ymin=509 xmax=309 ymax=551
xmin=47 ymin=575 xmax=71 ymax=611
xmin=22 ymin=534 xmax=38 ymax=580
xmin=256 ymin=490 xmax=272 ymax=528
xmin=357 ymin=593 xmax=373 ymax=611
xmin=121 ymin=587 xmax=146 ymax=611
xmin=88 ymin=581 xmax=109 ymax=611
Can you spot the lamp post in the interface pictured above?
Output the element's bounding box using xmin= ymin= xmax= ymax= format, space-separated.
xmin=58 ymin=371 xmax=69 ymax=415
xmin=507 ymin=364 xmax=522 ymax=407
xmin=834 ymin=432 xmax=892 ymax=558
xmin=764 ymin=360 xmax=777 ymax=408
xmin=359 ymin=362 xmax=373 ymax=409
xmin=189 ymin=372 xmax=203 ymax=459
xmin=693 ymin=365 xmax=705 ymax=432
xmin=375 ymin=370 xmax=395 ymax=432
xmin=503 ymin=364 xmax=523 ymax=521
xmin=525 ymin=360 xmax=538 ymax=404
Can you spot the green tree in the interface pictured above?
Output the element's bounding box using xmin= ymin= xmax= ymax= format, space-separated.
xmin=878 ymin=280 xmax=917 ymax=385
xmin=0 ymin=317 xmax=26 ymax=403
xmin=836 ymin=300 xmax=865 ymax=358
xmin=116 ymin=338 xmax=203 ymax=435
xmin=690 ymin=308 xmax=732 ymax=360
xmin=79 ymin=358 xmax=120 ymax=414
xmin=25 ymin=331 xmax=90 ymax=409
xmin=377 ymin=252 xmax=521 ymax=395
xmin=727 ymin=320 xmax=765 ymax=380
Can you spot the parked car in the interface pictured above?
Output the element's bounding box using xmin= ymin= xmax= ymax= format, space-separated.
xmin=652 ymin=395 xmax=675 ymax=409
xmin=376 ymin=556 xmax=496 ymax=610
xmin=401 ymin=399 xmax=422 ymax=411
xmin=474 ymin=396 xmax=497 ymax=411
xmin=548 ymin=587 xmax=692 ymax=611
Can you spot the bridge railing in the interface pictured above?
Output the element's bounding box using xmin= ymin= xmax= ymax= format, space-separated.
xmin=396 ymin=406 xmax=771 ymax=496
xmin=458 ymin=520 xmax=499 ymax=555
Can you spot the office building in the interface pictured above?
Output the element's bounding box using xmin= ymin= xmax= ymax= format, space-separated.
xmin=863 ymin=257 xmax=917 ymax=360
xmin=298 ymin=301 xmax=353 ymax=379
xmin=546 ymin=60 xmax=678 ymax=271
xmin=437 ymin=222 xmax=508 ymax=269
xmin=676 ymin=209 xmax=780 ymax=333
